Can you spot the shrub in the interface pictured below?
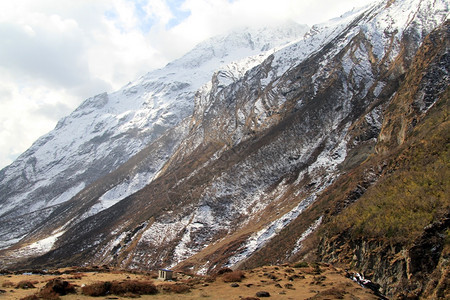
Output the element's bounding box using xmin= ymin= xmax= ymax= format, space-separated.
xmin=205 ymin=276 xmax=216 ymax=283
xmin=222 ymin=270 xmax=245 ymax=283
xmin=20 ymin=296 xmax=39 ymax=300
xmin=37 ymin=289 xmax=60 ymax=300
xmin=313 ymin=263 xmax=322 ymax=274
xmin=168 ymin=283 xmax=190 ymax=294
xmin=158 ymin=283 xmax=190 ymax=294
xmin=216 ymin=267 xmax=233 ymax=275
xmin=81 ymin=280 xmax=158 ymax=297
xmin=81 ymin=281 xmax=111 ymax=296
xmin=293 ymin=261 xmax=309 ymax=268
xmin=39 ymin=279 xmax=76 ymax=298
xmin=67 ymin=273 xmax=85 ymax=280
xmin=110 ymin=280 xmax=158 ymax=296
xmin=327 ymin=104 xmax=450 ymax=244
xmin=182 ymin=277 xmax=202 ymax=286
xmin=15 ymin=281 xmax=35 ymax=289
xmin=2 ymin=281 xmax=14 ymax=288
xmin=172 ymin=284 xmax=190 ymax=294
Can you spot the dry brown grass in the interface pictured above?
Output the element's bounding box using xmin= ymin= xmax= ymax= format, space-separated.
xmin=222 ymin=270 xmax=245 ymax=283
xmin=216 ymin=267 xmax=233 ymax=275
xmin=111 ymin=280 xmax=158 ymax=296
xmin=2 ymin=281 xmax=14 ymax=287
xmin=158 ymin=283 xmax=191 ymax=294
xmin=19 ymin=295 xmax=39 ymax=300
xmin=1 ymin=265 xmax=381 ymax=299
xmin=36 ymin=289 xmax=61 ymax=300
xmin=81 ymin=280 xmax=158 ymax=297
xmin=81 ymin=281 xmax=111 ymax=297
xmin=37 ymin=278 xmax=76 ymax=299
xmin=15 ymin=280 xmax=36 ymax=289
xmin=67 ymin=273 xmax=86 ymax=280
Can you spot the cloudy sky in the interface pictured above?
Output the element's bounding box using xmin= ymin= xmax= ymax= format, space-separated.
xmin=0 ymin=0 xmax=374 ymax=169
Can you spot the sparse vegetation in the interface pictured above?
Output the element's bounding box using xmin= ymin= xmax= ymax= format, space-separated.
xmin=2 ymin=281 xmax=14 ymax=287
xmin=0 ymin=265 xmax=380 ymax=299
xmin=158 ymin=283 xmax=191 ymax=294
xmin=20 ymin=295 xmax=39 ymax=300
xmin=38 ymin=279 xmax=76 ymax=299
xmin=111 ymin=280 xmax=159 ymax=296
xmin=222 ymin=270 xmax=246 ymax=283
xmin=216 ymin=267 xmax=233 ymax=275
xmin=293 ymin=262 xmax=309 ymax=268
xmin=329 ymin=95 xmax=449 ymax=244
xmin=67 ymin=273 xmax=86 ymax=280
xmin=36 ymin=289 xmax=61 ymax=300
xmin=81 ymin=280 xmax=158 ymax=297
xmin=15 ymin=281 xmax=36 ymax=289
xmin=81 ymin=281 xmax=111 ymax=297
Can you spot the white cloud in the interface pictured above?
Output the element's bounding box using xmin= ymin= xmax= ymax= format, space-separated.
xmin=0 ymin=75 xmax=77 ymax=168
xmin=0 ymin=0 xmax=374 ymax=169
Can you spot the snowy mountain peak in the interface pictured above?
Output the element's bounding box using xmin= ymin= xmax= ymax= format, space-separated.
xmin=167 ymin=21 xmax=309 ymax=70
xmin=0 ymin=21 xmax=310 ymax=251
xmin=1 ymin=2 xmax=449 ymax=298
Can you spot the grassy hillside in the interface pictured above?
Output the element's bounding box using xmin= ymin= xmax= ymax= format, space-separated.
xmin=329 ymin=91 xmax=449 ymax=243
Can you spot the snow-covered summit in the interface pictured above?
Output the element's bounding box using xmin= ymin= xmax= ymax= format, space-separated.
xmin=0 ymin=21 xmax=309 ymax=250
xmin=1 ymin=1 xmax=448 ymax=284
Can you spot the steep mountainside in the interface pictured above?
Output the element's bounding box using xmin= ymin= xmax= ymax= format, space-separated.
xmin=0 ymin=0 xmax=448 ymax=299
xmin=237 ymin=19 xmax=449 ymax=298
xmin=0 ymin=21 xmax=308 ymax=250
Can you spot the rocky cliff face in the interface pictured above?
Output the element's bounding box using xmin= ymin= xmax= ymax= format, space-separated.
xmin=0 ymin=0 xmax=448 ymax=298
xmin=314 ymin=20 xmax=450 ymax=298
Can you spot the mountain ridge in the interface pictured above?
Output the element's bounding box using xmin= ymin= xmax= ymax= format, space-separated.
xmin=0 ymin=0 xmax=448 ymax=298
xmin=0 ymin=21 xmax=308 ymax=250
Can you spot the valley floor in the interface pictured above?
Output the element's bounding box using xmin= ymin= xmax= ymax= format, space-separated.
xmin=0 ymin=264 xmax=380 ymax=299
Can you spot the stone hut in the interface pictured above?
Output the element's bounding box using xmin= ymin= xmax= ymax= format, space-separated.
xmin=158 ymin=269 xmax=173 ymax=281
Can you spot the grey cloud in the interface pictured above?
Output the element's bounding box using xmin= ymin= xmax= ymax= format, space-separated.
xmin=0 ymin=85 xmax=13 ymax=101
xmin=0 ymin=22 xmax=89 ymax=89
xmin=70 ymin=78 xmax=113 ymax=103
xmin=32 ymin=102 xmax=72 ymax=121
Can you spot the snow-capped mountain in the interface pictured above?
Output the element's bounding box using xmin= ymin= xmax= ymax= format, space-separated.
xmin=0 ymin=21 xmax=308 ymax=249
xmin=0 ymin=0 xmax=448 ymax=298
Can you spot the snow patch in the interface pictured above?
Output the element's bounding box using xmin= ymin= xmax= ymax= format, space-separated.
xmin=290 ymin=216 xmax=323 ymax=256
xmin=226 ymin=194 xmax=318 ymax=267
xmin=82 ymin=171 xmax=155 ymax=219
xmin=12 ymin=231 xmax=64 ymax=258
xmin=170 ymin=205 xmax=221 ymax=267
xmin=47 ymin=182 xmax=85 ymax=207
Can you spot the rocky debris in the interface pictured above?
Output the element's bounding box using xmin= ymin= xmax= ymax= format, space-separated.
xmin=256 ymin=290 xmax=271 ymax=297
xmin=284 ymin=283 xmax=295 ymax=290
xmin=408 ymin=215 xmax=449 ymax=276
xmin=347 ymin=272 xmax=386 ymax=299
xmin=42 ymin=279 xmax=76 ymax=296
